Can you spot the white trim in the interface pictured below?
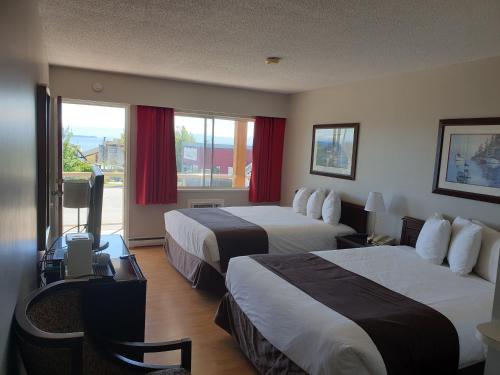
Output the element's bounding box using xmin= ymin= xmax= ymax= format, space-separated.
xmin=175 ymin=109 xmax=255 ymax=121
xmin=123 ymin=104 xmax=131 ymax=245
xmin=62 ymin=98 xmax=129 ymax=108
xmin=178 ymin=188 xmax=249 ymax=192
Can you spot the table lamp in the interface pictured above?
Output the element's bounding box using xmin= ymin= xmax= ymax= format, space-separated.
xmin=364 ymin=192 xmax=385 ymax=242
xmin=63 ymin=179 xmax=90 ymax=232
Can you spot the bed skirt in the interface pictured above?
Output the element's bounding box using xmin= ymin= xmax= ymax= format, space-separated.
xmin=163 ymin=233 xmax=227 ymax=295
xmin=215 ymin=292 xmax=307 ymax=374
xmin=215 ymin=292 xmax=485 ymax=375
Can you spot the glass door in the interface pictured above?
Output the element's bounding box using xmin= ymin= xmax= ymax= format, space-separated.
xmin=58 ymin=100 xmax=128 ymax=237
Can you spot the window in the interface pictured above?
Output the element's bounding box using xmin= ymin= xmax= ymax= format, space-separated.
xmin=175 ymin=114 xmax=254 ymax=189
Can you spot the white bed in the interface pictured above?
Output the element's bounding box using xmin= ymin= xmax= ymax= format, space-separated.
xmin=225 ymin=245 xmax=494 ymax=375
xmin=164 ymin=205 xmax=356 ymax=271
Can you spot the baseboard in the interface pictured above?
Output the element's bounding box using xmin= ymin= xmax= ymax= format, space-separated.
xmin=128 ymin=236 xmax=164 ymax=248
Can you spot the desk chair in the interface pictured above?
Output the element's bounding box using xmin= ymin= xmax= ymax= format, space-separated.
xmin=14 ymin=279 xmax=191 ymax=375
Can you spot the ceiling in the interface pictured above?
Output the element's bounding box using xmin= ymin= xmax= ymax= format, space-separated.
xmin=39 ymin=0 xmax=500 ymax=94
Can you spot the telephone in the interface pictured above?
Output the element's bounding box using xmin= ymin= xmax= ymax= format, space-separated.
xmin=369 ymin=234 xmax=394 ymax=246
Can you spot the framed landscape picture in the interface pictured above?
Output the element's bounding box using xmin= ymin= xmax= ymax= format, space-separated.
xmin=433 ymin=118 xmax=500 ymax=204
xmin=310 ymin=123 xmax=359 ymax=180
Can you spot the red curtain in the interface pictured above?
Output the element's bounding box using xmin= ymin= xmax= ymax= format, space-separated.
xmin=136 ymin=105 xmax=177 ymax=205
xmin=249 ymin=116 xmax=286 ymax=203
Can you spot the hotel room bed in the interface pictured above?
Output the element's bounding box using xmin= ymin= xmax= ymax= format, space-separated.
xmin=215 ymin=217 xmax=493 ymax=375
xmin=164 ymin=202 xmax=367 ymax=294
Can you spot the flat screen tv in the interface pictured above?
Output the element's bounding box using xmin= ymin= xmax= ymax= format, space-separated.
xmin=87 ymin=165 xmax=108 ymax=251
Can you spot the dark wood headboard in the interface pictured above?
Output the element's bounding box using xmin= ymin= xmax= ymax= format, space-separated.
xmin=340 ymin=201 xmax=367 ymax=234
xmin=292 ymin=189 xmax=367 ymax=234
xmin=400 ymin=216 xmax=425 ymax=247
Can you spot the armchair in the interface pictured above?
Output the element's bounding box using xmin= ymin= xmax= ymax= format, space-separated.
xmin=14 ymin=279 xmax=191 ymax=375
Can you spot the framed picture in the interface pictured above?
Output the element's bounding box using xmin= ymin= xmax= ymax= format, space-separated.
xmin=433 ymin=118 xmax=500 ymax=204
xmin=310 ymin=123 xmax=359 ymax=180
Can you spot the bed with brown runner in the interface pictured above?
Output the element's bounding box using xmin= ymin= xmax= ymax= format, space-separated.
xmin=163 ymin=202 xmax=367 ymax=294
xmin=215 ymin=217 xmax=493 ymax=375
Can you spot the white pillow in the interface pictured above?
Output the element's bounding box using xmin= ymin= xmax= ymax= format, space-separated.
xmin=415 ymin=214 xmax=451 ymax=265
xmin=473 ymin=220 xmax=500 ymax=283
xmin=322 ymin=190 xmax=341 ymax=225
xmin=447 ymin=217 xmax=482 ymax=275
xmin=306 ymin=189 xmax=326 ymax=219
xmin=293 ymin=188 xmax=312 ymax=215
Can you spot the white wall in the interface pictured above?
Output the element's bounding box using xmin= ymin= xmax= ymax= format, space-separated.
xmin=283 ymin=56 xmax=500 ymax=239
xmin=283 ymin=56 xmax=500 ymax=373
xmin=49 ymin=66 xmax=290 ymax=243
xmin=0 ymin=0 xmax=48 ymax=373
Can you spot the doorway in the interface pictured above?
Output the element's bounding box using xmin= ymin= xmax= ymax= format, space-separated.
xmin=60 ymin=100 xmax=128 ymax=237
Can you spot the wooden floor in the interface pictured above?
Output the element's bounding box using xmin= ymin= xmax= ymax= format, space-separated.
xmin=131 ymin=246 xmax=257 ymax=375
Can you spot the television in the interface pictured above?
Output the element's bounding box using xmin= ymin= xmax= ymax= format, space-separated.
xmin=87 ymin=165 xmax=109 ymax=251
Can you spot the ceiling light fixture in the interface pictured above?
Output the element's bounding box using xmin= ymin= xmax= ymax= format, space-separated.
xmin=265 ymin=57 xmax=281 ymax=65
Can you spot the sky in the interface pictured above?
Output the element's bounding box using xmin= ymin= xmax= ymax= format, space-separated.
xmin=62 ymin=103 xmax=254 ymax=146
xmin=62 ymin=102 xmax=126 ymax=139
xmin=175 ymin=115 xmax=254 ymax=146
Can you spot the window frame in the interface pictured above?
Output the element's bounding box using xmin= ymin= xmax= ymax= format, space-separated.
xmin=174 ymin=112 xmax=254 ymax=191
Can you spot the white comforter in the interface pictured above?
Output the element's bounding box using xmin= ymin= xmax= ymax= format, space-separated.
xmin=164 ymin=206 xmax=355 ymax=271
xmin=226 ymin=246 xmax=494 ymax=375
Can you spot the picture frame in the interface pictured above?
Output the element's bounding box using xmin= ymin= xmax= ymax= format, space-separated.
xmin=310 ymin=123 xmax=359 ymax=180
xmin=432 ymin=118 xmax=500 ymax=204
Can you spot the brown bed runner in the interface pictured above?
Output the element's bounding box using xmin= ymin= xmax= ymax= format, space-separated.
xmin=178 ymin=208 xmax=268 ymax=272
xmin=251 ymin=253 xmax=459 ymax=375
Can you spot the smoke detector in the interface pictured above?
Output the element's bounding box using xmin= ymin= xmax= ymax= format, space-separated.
xmin=92 ymin=82 xmax=103 ymax=92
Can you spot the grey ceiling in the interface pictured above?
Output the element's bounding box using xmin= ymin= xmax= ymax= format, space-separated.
xmin=39 ymin=0 xmax=500 ymax=93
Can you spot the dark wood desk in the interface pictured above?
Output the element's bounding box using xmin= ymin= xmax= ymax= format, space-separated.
xmin=45 ymin=235 xmax=147 ymax=357
xmin=51 ymin=234 xmax=131 ymax=260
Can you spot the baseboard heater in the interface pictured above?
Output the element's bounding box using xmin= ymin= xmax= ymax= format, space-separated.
xmin=128 ymin=236 xmax=164 ymax=247
xmin=187 ymin=199 xmax=225 ymax=208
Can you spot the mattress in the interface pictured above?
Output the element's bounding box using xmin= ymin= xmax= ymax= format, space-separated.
xmin=225 ymin=245 xmax=494 ymax=375
xmin=164 ymin=205 xmax=355 ymax=270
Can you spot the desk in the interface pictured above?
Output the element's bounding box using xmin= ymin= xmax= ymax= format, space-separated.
xmin=43 ymin=234 xmax=147 ymax=356
xmin=51 ymin=234 xmax=130 ymax=260
xmin=46 ymin=234 xmax=133 ymax=283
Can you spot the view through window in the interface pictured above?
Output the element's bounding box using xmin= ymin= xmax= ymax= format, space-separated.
xmin=175 ymin=114 xmax=254 ymax=188
xmin=61 ymin=102 xmax=126 ymax=235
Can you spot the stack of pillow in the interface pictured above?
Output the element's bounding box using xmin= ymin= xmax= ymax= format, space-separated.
xmin=292 ymin=187 xmax=341 ymax=225
xmin=415 ymin=213 xmax=500 ymax=281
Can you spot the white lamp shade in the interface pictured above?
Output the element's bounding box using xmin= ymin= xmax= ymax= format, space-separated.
xmin=63 ymin=180 xmax=90 ymax=208
xmin=365 ymin=192 xmax=385 ymax=212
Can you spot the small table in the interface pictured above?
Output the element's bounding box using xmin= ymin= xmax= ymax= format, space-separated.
xmin=477 ymin=321 xmax=500 ymax=352
xmin=337 ymin=233 xmax=378 ymax=249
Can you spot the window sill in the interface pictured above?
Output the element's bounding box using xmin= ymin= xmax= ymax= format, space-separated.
xmin=178 ymin=188 xmax=249 ymax=193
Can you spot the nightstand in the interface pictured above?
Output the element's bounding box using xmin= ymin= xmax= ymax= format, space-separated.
xmin=477 ymin=321 xmax=500 ymax=352
xmin=337 ymin=234 xmax=384 ymax=249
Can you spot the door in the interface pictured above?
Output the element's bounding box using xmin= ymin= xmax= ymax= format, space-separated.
xmin=52 ymin=99 xmax=129 ymax=241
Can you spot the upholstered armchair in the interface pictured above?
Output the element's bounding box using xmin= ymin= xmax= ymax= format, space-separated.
xmin=14 ymin=279 xmax=191 ymax=375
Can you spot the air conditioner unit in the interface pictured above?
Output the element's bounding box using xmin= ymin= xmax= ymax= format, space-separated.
xmin=187 ymin=199 xmax=225 ymax=208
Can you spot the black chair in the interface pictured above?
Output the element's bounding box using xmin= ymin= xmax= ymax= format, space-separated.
xmin=14 ymin=279 xmax=191 ymax=375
